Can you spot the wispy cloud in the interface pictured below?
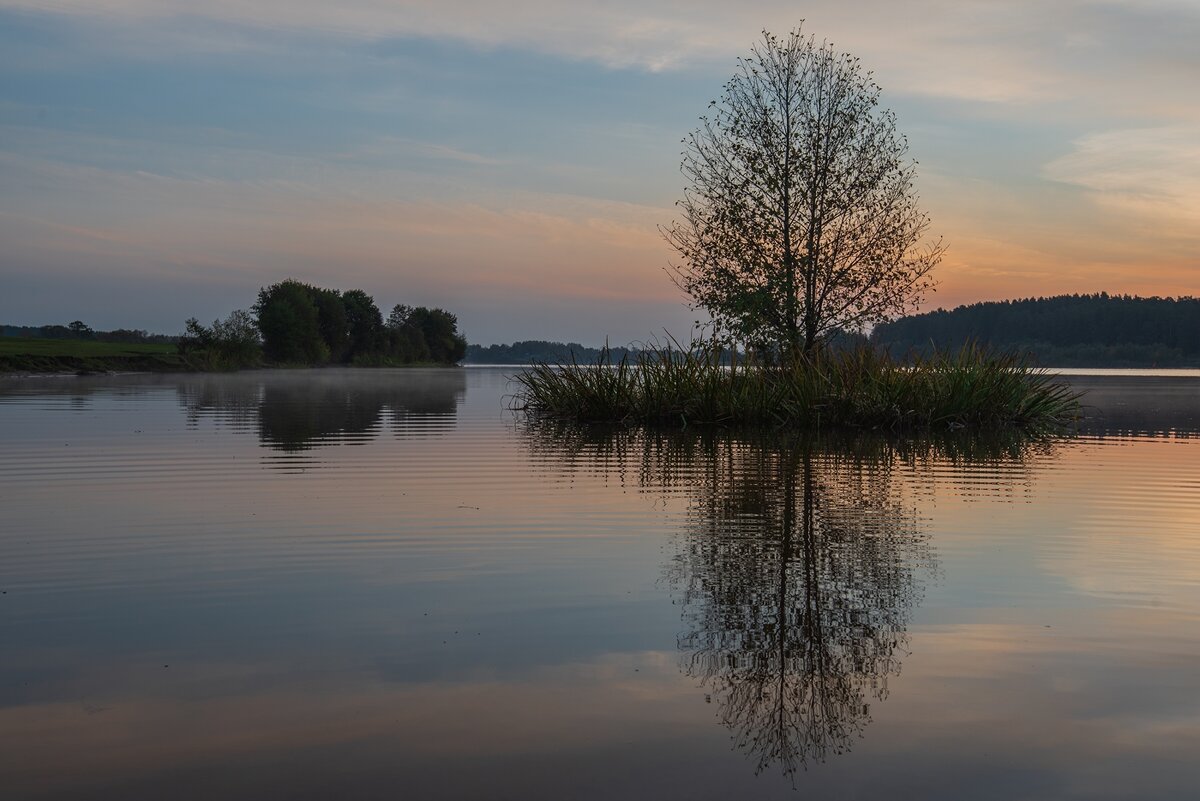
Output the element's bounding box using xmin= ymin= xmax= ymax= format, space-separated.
xmin=7 ymin=0 xmax=1198 ymax=108
xmin=0 ymin=143 xmax=677 ymax=296
xmin=333 ymin=137 xmax=509 ymax=167
xmin=1044 ymin=127 xmax=1200 ymax=225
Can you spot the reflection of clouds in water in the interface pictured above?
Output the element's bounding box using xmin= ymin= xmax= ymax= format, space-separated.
xmin=175 ymin=369 xmax=466 ymax=460
xmin=525 ymin=425 xmax=1051 ymax=777
xmin=0 ymin=651 xmax=700 ymax=800
xmin=1029 ymin=437 xmax=1200 ymax=609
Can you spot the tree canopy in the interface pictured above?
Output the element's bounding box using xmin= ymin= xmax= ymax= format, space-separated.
xmin=252 ymin=279 xmax=466 ymax=366
xmin=665 ymin=28 xmax=942 ymax=356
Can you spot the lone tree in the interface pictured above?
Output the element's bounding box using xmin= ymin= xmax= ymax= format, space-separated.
xmin=664 ymin=28 xmax=943 ymax=357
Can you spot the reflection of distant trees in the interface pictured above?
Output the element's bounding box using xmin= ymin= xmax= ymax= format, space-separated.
xmin=177 ymin=369 xmax=466 ymax=451
xmin=525 ymin=425 xmax=1045 ymax=778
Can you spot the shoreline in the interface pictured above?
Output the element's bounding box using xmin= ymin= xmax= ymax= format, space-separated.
xmin=0 ymin=361 xmax=465 ymax=378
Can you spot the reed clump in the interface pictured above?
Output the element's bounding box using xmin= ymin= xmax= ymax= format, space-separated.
xmin=512 ymin=343 xmax=1080 ymax=432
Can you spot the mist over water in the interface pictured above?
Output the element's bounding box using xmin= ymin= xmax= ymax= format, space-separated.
xmin=1 ymin=368 xmax=1198 ymax=799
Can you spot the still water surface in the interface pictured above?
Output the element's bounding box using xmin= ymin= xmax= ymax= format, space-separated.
xmin=2 ymin=368 xmax=1199 ymax=799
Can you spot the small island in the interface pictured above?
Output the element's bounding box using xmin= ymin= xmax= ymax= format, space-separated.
xmin=513 ymin=31 xmax=1080 ymax=433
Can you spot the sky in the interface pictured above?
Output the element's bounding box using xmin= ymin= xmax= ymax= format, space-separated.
xmin=1 ymin=1 xmax=1197 ymax=345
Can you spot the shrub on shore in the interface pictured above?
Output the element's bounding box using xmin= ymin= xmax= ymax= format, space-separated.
xmin=512 ymin=343 xmax=1080 ymax=432
xmin=177 ymin=310 xmax=263 ymax=371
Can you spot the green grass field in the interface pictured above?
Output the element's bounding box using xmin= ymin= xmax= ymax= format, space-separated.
xmin=0 ymin=337 xmax=185 ymax=373
xmin=0 ymin=338 xmax=176 ymax=358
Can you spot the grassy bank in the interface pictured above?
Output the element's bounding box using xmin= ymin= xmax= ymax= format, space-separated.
xmin=0 ymin=338 xmax=187 ymax=374
xmin=513 ymin=344 xmax=1081 ymax=432
xmin=0 ymin=337 xmax=469 ymax=374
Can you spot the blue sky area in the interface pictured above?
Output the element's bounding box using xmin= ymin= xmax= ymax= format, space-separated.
xmin=2 ymin=2 xmax=1197 ymax=343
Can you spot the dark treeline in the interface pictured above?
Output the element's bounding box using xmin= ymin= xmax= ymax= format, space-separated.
xmin=466 ymin=330 xmax=868 ymax=365
xmin=2 ymin=322 xmax=175 ymax=344
xmin=464 ymin=340 xmax=635 ymax=364
xmin=872 ymin=294 xmax=1200 ymax=366
xmin=180 ymin=279 xmax=467 ymax=369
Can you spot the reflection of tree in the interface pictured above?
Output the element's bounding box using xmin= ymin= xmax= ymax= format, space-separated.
xmin=257 ymin=379 xmax=383 ymax=451
xmin=669 ymin=440 xmax=928 ymax=777
xmin=524 ymin=425 xmax=1044 ymax=778
xmin=177 ymin=373 xmax=261 ymax=430
xmin=177 ymin=369 xmax=466 ymax=452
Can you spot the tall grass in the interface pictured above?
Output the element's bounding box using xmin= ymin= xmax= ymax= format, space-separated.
xmin=511 ymin=342 xmax=1080 ymax=432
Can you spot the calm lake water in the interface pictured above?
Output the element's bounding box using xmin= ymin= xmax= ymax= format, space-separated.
xmin=2 ymin=368 xmax=1199 ymax=799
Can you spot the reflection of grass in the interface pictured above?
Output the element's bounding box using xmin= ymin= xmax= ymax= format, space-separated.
xmin=513 ymin=343 xmax=1081 ymax=432
xmin=523 ymin=419 xmax=1056 ymax=469
xmin=0 ymin=337 xmax=184 ymax=373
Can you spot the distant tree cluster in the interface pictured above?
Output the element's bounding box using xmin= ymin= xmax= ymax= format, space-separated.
xmin=1 ymin=323 xmax=175 ymax=344
xmin=872 ymin=293 xmax=1200 ymax=366
xmin=252 ymin=279 xmax=466 ymax=366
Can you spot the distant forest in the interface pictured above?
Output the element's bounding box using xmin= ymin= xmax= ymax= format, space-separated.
xmin=466 ymin=330 xmax=868 ymax=365
xmin=464 ymin=341 xmax=635 ymax=364
xmin=872 ymin=294 xmax=1200 ymax=366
